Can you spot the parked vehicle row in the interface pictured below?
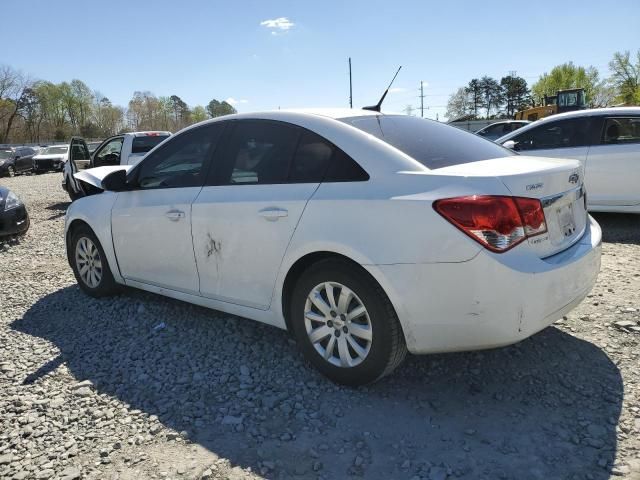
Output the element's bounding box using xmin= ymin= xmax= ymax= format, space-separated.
xmin=64 ymin=109 xmax=601 ymax=385
xmin=0 ymin=146 xmax=38 ymax=177
xmin=497 ymin=107 xmax=640 ymax=213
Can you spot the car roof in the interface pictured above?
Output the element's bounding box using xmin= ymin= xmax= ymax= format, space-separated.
xmin=535 ymin=106 xmax=640 ymax=122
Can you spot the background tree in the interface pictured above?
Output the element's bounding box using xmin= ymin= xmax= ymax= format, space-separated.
xmin=465 ymin=79 xmax=483 ymax=118
xmin=445 ymin=87 xmax=472 ymax=120
xmin=608 ymin=50 xmax=640 ymax=105
xmin=191 ymin=105 xmax=208 ymax=123
xmin=479 ymin=76 xmax=503 ymax=118
xmin=206 ymin=99 xmax=237 ymax=118
xmin=0 ymin=65 xmax=32 ymax=143
xmin=500 ymin=75 xmax=531 ymax=117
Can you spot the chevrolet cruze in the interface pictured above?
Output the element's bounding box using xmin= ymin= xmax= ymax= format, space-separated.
xmin=64 ymin=109 xmax=601 ymax=385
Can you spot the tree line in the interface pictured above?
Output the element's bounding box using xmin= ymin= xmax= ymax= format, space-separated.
xmin=446 ymin=50 xmax=640 ymax=121
xmin=0 ymin=66 xmax=237 ymax=144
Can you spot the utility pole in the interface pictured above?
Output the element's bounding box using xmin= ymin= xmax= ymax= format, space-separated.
xmin=419 ymin=81 xmax=425 ymax=117
xmin=348 ymin=58 xmax=353 ymax=109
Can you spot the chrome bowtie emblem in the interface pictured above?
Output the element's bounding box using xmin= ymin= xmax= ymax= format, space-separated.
xmin=568 ymin=173 xmax=580 ymax=184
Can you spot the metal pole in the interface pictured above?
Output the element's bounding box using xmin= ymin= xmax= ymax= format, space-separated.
xmin=349 ymin=58 xmax=353 ymax=109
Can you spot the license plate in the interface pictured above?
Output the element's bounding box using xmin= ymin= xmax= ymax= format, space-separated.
xmin=557 ymin=203 xmax=576 ymax=238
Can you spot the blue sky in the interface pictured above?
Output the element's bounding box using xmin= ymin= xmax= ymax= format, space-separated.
xmin=2 ymin=0 xmax=639 ymax=120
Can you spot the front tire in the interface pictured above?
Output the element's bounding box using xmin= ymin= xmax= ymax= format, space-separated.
xmin=69 ymin=225 xmax=119 ymax=297
xmin=7 ymin=166 xmax=15 ymax=177
xmin=290 ymin=259 xmax=407 ymax=385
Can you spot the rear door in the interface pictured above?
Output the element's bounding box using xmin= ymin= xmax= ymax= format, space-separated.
xmin=585 ymin=115 xmax=640 ymax=206
xmin=16 ymin=148 xmax=32 ymax=172
xmin=507 ymin=117 xmax=593 ymax=163
xmin=192 ymin=120 xmax=333 ymax=309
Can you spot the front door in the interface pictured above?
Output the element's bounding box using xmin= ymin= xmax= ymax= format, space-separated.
xmin=192 ymin=121 xmax=334 ymax=309
xmin=111 ymin=124 xmax=223 ymax=294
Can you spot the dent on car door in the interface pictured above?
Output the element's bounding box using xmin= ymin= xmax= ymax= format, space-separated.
xmin=191 ymin=121 xmax=333 ymax=310
xmin=585 ymin=116 xmax=640 ymax=206
xmin=110 ymin=124 xmax=221 ymax=294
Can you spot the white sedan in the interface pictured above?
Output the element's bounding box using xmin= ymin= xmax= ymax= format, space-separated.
xmin=65 ymin=109 xmax=601 ymax=385
xmin=497 ymin=107 xmax=640 ymax=213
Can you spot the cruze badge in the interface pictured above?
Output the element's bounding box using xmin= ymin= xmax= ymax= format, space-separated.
xmin=526 ymin=182 xmax=544 ymax=191
xmin=568 ymin=173 xmax=580 ymax=184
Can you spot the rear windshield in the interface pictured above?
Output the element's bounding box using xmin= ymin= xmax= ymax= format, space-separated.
xmin=132 ymin=135 xmax=169 ymax=154
xmin=42 ymin=146 xmax=68 ymax=155
xmin=339 ymin=115 xmax=514 ymax=169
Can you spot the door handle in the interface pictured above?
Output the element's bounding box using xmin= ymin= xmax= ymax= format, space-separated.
xmin=165 ymin=209 xmax=186 ymax=221
xmin=259 ymin=207 xmax=288 ymax=221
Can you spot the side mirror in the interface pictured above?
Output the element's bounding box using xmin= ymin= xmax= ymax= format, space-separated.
xmin=102 ymin=169 xmax=128 ymax=191
xmin=502 ymin=140 xmax=519 ymax=151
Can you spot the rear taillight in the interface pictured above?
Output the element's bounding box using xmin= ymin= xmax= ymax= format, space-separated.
xmin=434 ymin=195 xmax=547 ymax=253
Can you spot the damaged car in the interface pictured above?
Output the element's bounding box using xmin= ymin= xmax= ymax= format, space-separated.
xmin=32 ymin=145 xmax=69 ymax=174
xmin=63 ymin=132 xmax=171 ymax=201
xmin=64 ymin=109 xmax=601 ymax=385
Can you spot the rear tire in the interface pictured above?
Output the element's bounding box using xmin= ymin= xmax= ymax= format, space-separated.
xmin=290 ymin=259 xmax=407 ymax=385
xmin=69 ymin=225 xmax=119 ymax=297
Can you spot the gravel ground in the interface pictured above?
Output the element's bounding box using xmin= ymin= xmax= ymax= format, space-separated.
xmin=1 ymin=172 xmax=639 ymax=480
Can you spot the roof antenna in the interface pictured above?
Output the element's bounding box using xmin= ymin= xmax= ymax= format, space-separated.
xmin=363 ymin=66 xmax=402 ymax=112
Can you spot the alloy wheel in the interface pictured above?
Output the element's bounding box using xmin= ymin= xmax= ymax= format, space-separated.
xmin=75 ymin=237 xmax=103 ymax=288
xmin=304 ymin=282 xmax=373 ymax=368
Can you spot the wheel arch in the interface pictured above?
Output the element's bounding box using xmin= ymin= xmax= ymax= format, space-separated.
xmin=279 ymin=251 xmax=404 ymax=337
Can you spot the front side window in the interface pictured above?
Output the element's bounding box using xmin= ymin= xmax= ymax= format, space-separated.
xmin=136 ymin=124 xmax=222 ymax=189
xmin=511 ymin=118 xmax=591 ymax=151
xmin=220 ymin=121 xmax=299 ymax=185
xmin=94 ymin=137 xmax=124 ymax=167
xmin=340 ymin=115 xmax=514 ymax=169
xmin=602 ymin=117 xmax=640 ymax=144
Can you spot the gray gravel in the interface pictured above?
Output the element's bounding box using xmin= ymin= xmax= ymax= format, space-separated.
xmin=1 ymin=172 xmax=640 ymax=480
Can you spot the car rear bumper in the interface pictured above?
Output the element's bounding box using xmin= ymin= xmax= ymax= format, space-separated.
xmin=367 ymin=215 xmax=602 ymax=354
xmin=0 ymin=205 xmax=30 ymax=237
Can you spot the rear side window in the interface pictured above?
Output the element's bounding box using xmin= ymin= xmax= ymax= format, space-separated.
xmin=340 ymin=115 xmax=514 ymax=169
xmin=602 ymin=117 xmax=640 ymax=144
xmin=512 ymin=118 xmax=591 ymax=150
xmin=219 ymin=121 xmax=299 ymax=185
xmin=131 ymin=135 xmax=170 ymax=154
xmin=289 ymin=131 xmax=333 ymax=183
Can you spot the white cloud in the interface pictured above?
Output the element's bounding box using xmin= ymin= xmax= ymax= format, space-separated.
xmin=389 ymin=87 xmax=406 ymax=94
xmin=260 ymin=17 xmax=295 ymax=34
xmin=226 ymin=97 xmax=249 ymax=106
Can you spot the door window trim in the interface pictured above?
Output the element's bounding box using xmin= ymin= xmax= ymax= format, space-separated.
xmin=203 ymin=118 xmax=369 ymax=187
